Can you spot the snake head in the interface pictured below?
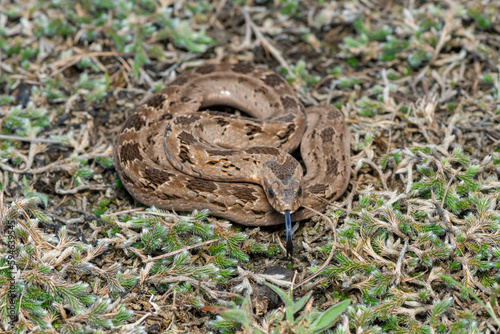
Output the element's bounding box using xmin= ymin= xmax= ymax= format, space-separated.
xmin=265 ymin=179 xmax=303 ymax=214
xmin=261 ymin=154 xmax=303 ymax=260
xmin=263 ymin=156 xmax=304 ymax=214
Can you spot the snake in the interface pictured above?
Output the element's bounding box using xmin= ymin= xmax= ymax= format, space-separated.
xmin=113 ymin=63 xmax=350 ymax=257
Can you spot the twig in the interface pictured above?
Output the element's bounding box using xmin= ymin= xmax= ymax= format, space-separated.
xmin=55 ymin=183 xmax=107 ymax=194
xmin=430 ymin=12 xmax=459 ymax=65
xmin=394 ymin=239 xmax=409 ymax=284
xmin=127 ymin=247 xmax=148 ymax=261
xmin=0 ymin=161 xmax=26 ymax=174
xmin=101 ymin=208 xmax=146 ymax=217
xmin=303 ymin=205 xmax=334 ymax=228
xmin=294 ymin=241 xmax=335 ymax=290
xmin=241 ymin=7 xmax=291 ymax=73
xmin=0 ymin=134 xmax=63 ymax=144
xmin=359 ymin=158 xmax=389 ymax=191
xmin=26 ymin=148 xmax=112 ymax=174
xmin=121 ymin=312 xmax=151 ymax=331
xmin=50 ymin=51 xmax=134 ymax=77
xmin=144 ymin=239 xmax=219 ymax=263
xmin=293 ymin=204 xmax=340 ymax=290
xmin=441 ymin=167 xmax=462 ymax=208
xmin=0 ymin=142 xmax=40 ymax=174
xmin=148 ymin=275 xmax=240 ymax=300
xmin=23 ymin=142 xmax=39 ymax=172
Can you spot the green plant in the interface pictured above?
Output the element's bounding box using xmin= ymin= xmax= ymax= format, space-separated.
xmin=109 ymin=208 xmax=274 ymax=309
xmin=282 ymin=60 xmax=320 ymax=87
xmin=211 ymin=284 xmax=350 ymax=333
xmin=356 ymin=96 xmax=385 ymax=117
xmin=411 ymin=148 xmax=480 ymax=214
xmin=279 ymin=0 xmax=299 ymax=17
xmin=72 ymin=158 xmax=94 ymax=187
xmin=76 ymin=72 xmax=109 ymax=102
xmin=0 ymin=195 xmax=140 ymax=333
xmin=23 ymin=175 xmax=48 ymax=208
xmin=2 ymin=103 xmax=49 ymax=137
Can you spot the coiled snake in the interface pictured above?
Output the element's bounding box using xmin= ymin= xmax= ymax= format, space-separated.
xmin=113 ymin=63 xmax=350 ymax=256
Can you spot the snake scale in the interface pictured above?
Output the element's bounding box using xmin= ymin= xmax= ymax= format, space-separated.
xmin=113 ymin=63 xmax=350 ymax=256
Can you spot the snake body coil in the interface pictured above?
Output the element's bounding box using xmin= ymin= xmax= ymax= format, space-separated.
xmin=113 ymin=63 xmax=350 ymax=255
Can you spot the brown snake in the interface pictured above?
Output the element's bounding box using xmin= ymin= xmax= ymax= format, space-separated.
xmin=113 ymin=63 xmax=350 ymax=256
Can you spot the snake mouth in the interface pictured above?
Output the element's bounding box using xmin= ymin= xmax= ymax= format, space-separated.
xmin=284 ymin=210 xmax=293 ymax=258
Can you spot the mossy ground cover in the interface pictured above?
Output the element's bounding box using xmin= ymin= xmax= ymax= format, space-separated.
xmin=1 ymin=1 xmax=499 ymax=333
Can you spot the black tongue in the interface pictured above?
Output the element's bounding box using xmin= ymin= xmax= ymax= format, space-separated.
xmin=285 ymin=210 xmax=293 ymax=258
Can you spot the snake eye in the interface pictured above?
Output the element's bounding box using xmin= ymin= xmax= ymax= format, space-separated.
xmin=297 ymin=186 xmax=302 ymax=197
xmin=268 ymin=188 xmax=275 ymax=199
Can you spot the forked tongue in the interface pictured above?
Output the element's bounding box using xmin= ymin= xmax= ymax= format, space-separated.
xmin=285 ymin=210 xmax=293 ymax=258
